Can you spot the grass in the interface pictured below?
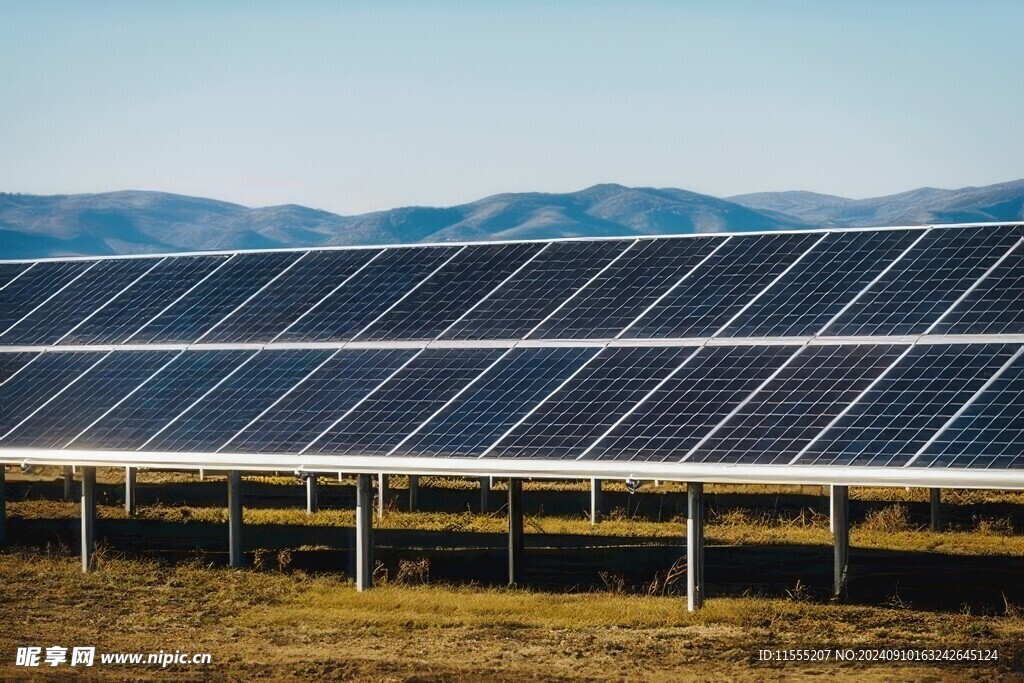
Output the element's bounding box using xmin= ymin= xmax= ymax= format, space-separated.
xmin=0 ymin=548 xmax=1021 ymax=681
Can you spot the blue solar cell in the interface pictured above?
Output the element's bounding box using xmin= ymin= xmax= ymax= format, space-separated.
xmin=278 ymin=246 xmax=459 ymax=342
xmin=357 ymin=243 xmax=543 ymax=341
xmin=440 ymin=240 xmax=632 ymax=340
xmin=0 ymin=263 xmax=32 ymax=290
xmin=582 ymin=345 xmax=799 ymax=462
xmin=0 ymin=261 xmax=92 ymax=333
xmin=201 ymin=250 xmax=382 ymax=343
xmin=144 ymin=349 xmax=335 ymax=452
xmin=799 ymin=344 xmax=1021 ymax=467
xmin=622 ymin=232 xmax=822 ymax=339
xmin=489 ymin=345 xmax=696 ymax=459
xmin=688 ymin=344 xmax=908 ymax=465
xmin=223 ymin=348 xmax=416 ymax=453
xmin=824 ymin=225 xmax=1023 ymax=336
xmin=3 ymin=350 xmax=179 ymax=448
xmin=915 ymin=350 xmax=1024 ymax=469
xmin=59 ymin=255 xmax=228 ymax=344
xmin=0 ymin=352 xmax=40 ymax=384
xmin=68 ymin=350 xmax=254 ymax=450
xmin=397 ymin=347 xmax=599 ymax=457
xmin=0 ymin=259 xmax=157 ymax=345
xmin=130 ymin=252 xmax=300 ymax=343
xmin=530 ymin=237 xmax=726 ymax=340
xmin=309 ymin=348 xmax=506 ymax=455
xmin=931 ymin=239 xmax=1024 ymax=335
xmin=0 ymin=351 xmax=105 ymax=435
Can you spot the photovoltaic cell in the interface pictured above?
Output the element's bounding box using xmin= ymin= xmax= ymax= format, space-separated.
xmin=0 ymin=263 xmax=31 ymax=289
xmin=0 ymin=352 xmax=39 ymax=384
xmin=130 ymin=252 xmax=300 ymax=343
xmin=2 ymin=350 xmax=179 ymax=448
xmin=583 ymin=345 xmax=799 ymax=462
xmin=0 ymin=351 xmax=102 ymax=434
xmin=799 ymin=344 xmax=1021 ymax=467
xmin=529 ymin=237 xmax=726 ymax=340
xmin=0 ymin=260 xmax=92 ymax=333
xmin=397 ymin=346 xmax=599 ymax=457
xmin=224 ymin=348 xmax=416 ymax=454
xmin=440 ymin=240 xmax=632 ymax=340
xmin=143 ymin=349 xmax=335 ymax=452
xmin=0 ymin=259 xmax=156 ymax=345
xmin=357 ymin=243 xmax=542 ymax=340
xmin=489 ymin=345 xmax=696 ymax=459
xmin=68 ymin=350 xmax=253 ymax=450
xmin=688 ymin=344 xmax=908 ymax=465
xmin=309 ymin=348 xmax=506 ymax=455
xmin=200 ymin=250 xmax=382 ymax=343
xmin=59 ymin=255 xmax=228 ymax=344
xmin=278 ymin=247 xmax=459 ymax=342
xmin=915 ymin=351 xmax=1024 ymax=469
xmin=719 ymin=229 xmax=921 ymax=337
xmin=622 ymin=232 xmax=821 ymax=339
xmin=930 ymin=240 xmax=1024 ymax=335
xmin=824 ymin=225 xmax=1024 ymax=337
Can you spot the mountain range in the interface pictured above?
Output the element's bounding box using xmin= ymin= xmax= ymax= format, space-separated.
xmin=2 ymin=179 xmax=1023 ymax=258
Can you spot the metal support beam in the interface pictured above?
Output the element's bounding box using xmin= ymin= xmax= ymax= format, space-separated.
xmin=0 ymin=465 xmax=6 ymax=547
xmin=124 ymin=467 xmax=137 ymax=516
xmin=356 ymin=473 xmax=373 ymax=591
xmin=479 ymin=476 xmax=490 ymax=513
xmin=306 ymin=474 xmax=319 ymax=514
xmin=930 ymin=488 xmax=941 ymax=532
xmin=508 ymin=478 xmax=523 ymax=586
xmin=377 ymin=473 xmax=388 ymax=518
xmin=408 ymin=475 xmax=419 ymax=512
xmin=228 ymin=470 xmax=243 ymax=568
xmin=81 ymin=466 xmax=96 ymax=572
xmin=687 ymin=482 xmax=704 ymax=611
xmin=831 ymin=485 xmax=849 ymax=598
xmin=590 ymin=478 xmax=602 ymax=525
xmin=63 ymin=465 xmax=74 ymax=500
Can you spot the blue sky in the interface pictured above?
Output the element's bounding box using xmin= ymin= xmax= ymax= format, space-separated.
xmin=1 ymin=1 xmax=1021 ymax=214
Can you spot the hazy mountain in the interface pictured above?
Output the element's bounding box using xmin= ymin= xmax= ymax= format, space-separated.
xmin=1 ymin=179 xmax=1022 ymax=259
xmin=729 ymin=179 xmax=1024 ymax=227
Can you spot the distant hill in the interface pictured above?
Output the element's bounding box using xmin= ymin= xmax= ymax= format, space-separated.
xmin=1 ymin=179 xmax=1022 ymax=258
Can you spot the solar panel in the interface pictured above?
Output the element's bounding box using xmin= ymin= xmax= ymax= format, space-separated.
xmin=357 ymin=243 xmax=542 ymax=341
xmin=529 ymin=237 xmax=726 ymax=340
xmin=0 ymin=263 xmax=32 ymax=289
xmin=0 ymin=351 xmax=40 ymax=384
xmin=309 ymin=348 xmax=506 ymax=455
xmin=488 ymin=345 xmax=696 ymax=459
xmin=397 ymin=346 xmax=599 ymax=457
xmin=222 ymin=348 xmax=416 ymax=453
xmin=824 ymin=225 xmax=1023 ymax=337
xmin=199 ymin=250 xmax=382 ymax=343
xmin=0 ymin=258 xmax=157 ymax=345
xmin=129 ymin=252 xmax=300 ymax=343
xmin=440 ymin=240 xmax=632 ymax=340
xmin=621 ymin=232 xmax=822 ymax=339
xmin=2 ymin=350 xmax=180 ymax=448
xmin=688 ymin=343 xmax=908 ymax=465
xmin=0 ymin=351 xmax=104 ymax=434
xmin=278 ymin=246 xmax=459 ymax=342
xmin=930 ymin=239 xmax=1024 ymax=335
xmin=58 ymin=255 xmax=228 ymax=345
xmin=582 ymin=344 xmax=799 ymax=462
xmin=141 ymin=349 xmax=336 ymax=452
xmin=798 ymin=344 xmax=1022 ymax=467
xmin=719 ymin=229 xmax=921 ymax=337
xmin=0 ymin=260 xmax=92 ymax=333
xmin=68 ymin=350 xmax=253 ymax=450
xmin=914 ymin=350 xmax=1024 ymax=469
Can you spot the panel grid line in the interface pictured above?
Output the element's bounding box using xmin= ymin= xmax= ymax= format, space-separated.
xmin=1 ymin=261 xmax=98 ymax=337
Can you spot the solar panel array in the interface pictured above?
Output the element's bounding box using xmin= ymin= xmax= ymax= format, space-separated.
xmin=2 ymin=223 xmax=1023 ymax=478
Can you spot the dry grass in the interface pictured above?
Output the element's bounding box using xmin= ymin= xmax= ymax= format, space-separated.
xmin=0 ymin=548 xmax=1021 ymax=681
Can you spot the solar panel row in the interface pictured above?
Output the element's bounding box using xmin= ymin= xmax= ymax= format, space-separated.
xmin=3 ymin=225 xmax=1022 ymax=347
xmin=2 ymin=343 xmax=1021 ymax=468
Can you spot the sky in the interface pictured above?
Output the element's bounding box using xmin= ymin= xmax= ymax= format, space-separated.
xmin=1 ymin=1 xmax=1022 ymax=215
